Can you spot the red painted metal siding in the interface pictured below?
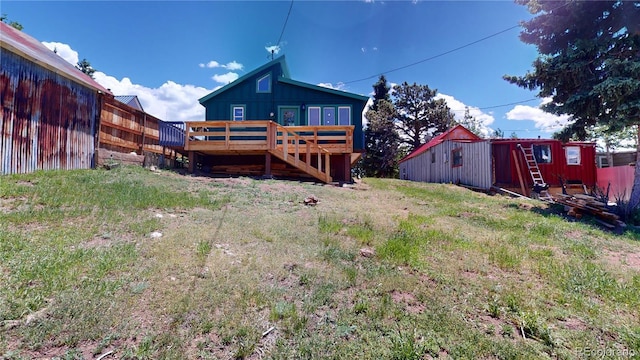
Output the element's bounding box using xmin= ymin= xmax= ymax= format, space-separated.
xmin=491 ymin=139 xmax=597 ymax=188
xmin=597 ymin=166 xmax=634 ymax=200
xmin=1 ymin=49 xmax=98 ymax=174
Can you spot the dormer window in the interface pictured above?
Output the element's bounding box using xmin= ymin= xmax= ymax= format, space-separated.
xmin=256 ymin=74 xmax=271 ymax=93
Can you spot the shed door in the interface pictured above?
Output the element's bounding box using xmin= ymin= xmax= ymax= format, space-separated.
xmin=493 ymin=144 xmax=512 ymax=184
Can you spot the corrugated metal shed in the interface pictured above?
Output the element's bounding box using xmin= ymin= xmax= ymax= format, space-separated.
xmin=1 ymin=22 xmax=108 ymax=174
xmin=400 ymin=139 xmax=493 ymax=190
xmin=0 ymin=22 xmax=109 ymax=94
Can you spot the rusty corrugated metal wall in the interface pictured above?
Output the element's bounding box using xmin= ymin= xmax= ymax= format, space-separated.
xmin=1 ymin=50 xmax=98 ymax=174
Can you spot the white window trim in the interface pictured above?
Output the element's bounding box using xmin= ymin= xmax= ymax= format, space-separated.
xmin=338 ymin=106 xmax=351 ymax=125
xmin=566 ymin=146 xmax=581 ymax=165
xmin=256 ymin=74 xmax=271 ymax=93
xmin=232 ymin=105 xmax=245 ymax=121
xmin=308 ymin=106 xmax=321 ymax=126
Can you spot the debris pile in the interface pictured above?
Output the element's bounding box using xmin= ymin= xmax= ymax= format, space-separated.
xmin=554 ymin=193 xmax=624 ymax=229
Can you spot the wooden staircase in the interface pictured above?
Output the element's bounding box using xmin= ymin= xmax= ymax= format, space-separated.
xmin=269 ymin=123 xmax=332 ymax=183
xmin=517 ymin=144 xmax=553 ymax=201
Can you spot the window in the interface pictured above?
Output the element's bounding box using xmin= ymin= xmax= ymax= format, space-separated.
xmin=452 ymin=148 xmax=462 ymax=167
xmin=231 ymin=105 xmax=245 ymax=121
xmin=308 ymin=107 xmax=321 ymax=125
xmin=256 ymin=74 xmax=271 ymax=93
xmin=431 ymin=151 xmax=436 ymax=164
xmin=532 ymin=144 xmax=552 ymax=164
xmin=338 ymin=106 xmax=351 ymax=125
xmin=566 ymin=146 xmax=581 ymax=165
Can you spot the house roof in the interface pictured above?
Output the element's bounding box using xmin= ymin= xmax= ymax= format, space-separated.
xmin=399 ymin=124 xmax=481 ymax=163
xmin=198 ymin=55 xmax=368 ymax=104
xmin=115 ymin=95 xmax=144 ymax=111
xmin=278 ymin=77 xmax=369 ymax=101
xmin=0 ymin=22 xmax=110 ymax=94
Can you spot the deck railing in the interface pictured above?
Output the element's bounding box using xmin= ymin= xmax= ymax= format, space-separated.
xmin=182 ymin=121 xmax=353 ymax=154
xmin=164 ymin=121 xmax=354 ymax=182
xmin=159 ymin=121 xmax=186 ymax=147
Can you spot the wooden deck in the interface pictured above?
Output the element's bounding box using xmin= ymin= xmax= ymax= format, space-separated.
xmin=160 ymin=120 xmax=355 ymax=183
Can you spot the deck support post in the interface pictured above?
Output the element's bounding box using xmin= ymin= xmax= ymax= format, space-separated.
xmin=188 ymin=151 xmax=196 ymax=173
xmin=342 ymin=154 xmax=351 ymax=182
xmin=265 ymin=152 xmax=272 ymax=177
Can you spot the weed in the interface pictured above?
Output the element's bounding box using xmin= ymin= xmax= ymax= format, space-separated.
xmin=390 ymin=331 xmax=426 ymax=360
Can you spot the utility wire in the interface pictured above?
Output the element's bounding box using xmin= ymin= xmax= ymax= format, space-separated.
xmin=343 ymin=2 xmax=571 ymax=85
xmin=479 ymin=97 xmax=538 ymax=110
xmin=343 ymin=25 xmax=520 ymax=84
xmin=274 ymin=0 xmax=294 ymax=55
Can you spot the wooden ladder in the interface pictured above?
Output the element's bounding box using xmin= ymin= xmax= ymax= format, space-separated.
xmin=517 ymin=144 xmax=553 ymax=201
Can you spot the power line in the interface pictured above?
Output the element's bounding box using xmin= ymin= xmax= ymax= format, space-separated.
xmin=443 ymin=98 xmax=540 ymax=113
xmin=343 ymin=2 xmax=571 ymax=85
xmin=343 ymin=24 xmax=520 ymax=84
xmin=274 ymin=0 xmax=294 ymax=57
xmin=479 ymin=98 xmax=538 ymax=110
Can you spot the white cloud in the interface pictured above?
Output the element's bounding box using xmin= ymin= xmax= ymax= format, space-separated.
xmin=212 ymin=72 xmax=239 ymax=84
xmin=224 ymin=61 xmax=243 ymax=71
xmin=199 ymin=60 xmax=244 ymax=71
xmin=505 ymin=98 xmax=571 ymax=133
xmin=94 ymin=72 xmax=213 ymax=122
xmin=435 ymin=93 xmax=495 ymax=137
xmin=362 ymin=98 xmax=374 ymax=128
xmin=44 ymin=41 xmax=214 ymax=122
xmin=265 ymin=45 xmax=281 ymax=55
xmin=317 ymin=82 xmax=347 ymax=91
xmin=42 ymin=41 xmax=79 ymax=66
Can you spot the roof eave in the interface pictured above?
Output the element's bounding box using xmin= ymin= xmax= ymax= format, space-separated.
xmin=278 ymin=77 xmax=369 ymax=102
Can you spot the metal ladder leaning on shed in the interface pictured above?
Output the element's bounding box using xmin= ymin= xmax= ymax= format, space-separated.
xmin=517 ymin=144 xmax=553 ymax=201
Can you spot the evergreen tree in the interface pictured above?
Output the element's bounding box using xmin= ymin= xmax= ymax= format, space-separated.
xmin=1 ymin=14 xmax=23 ymax=31
xmin=76 ymin=58 xmax=96 ymax=79
xmin=457 ymin=106 xmax=484 ymax=137
xmin=371 ymin=75 xmax=391 ymax=112
xmin=504 ymin=0 xmax=640 ymax=208
xmin=392 ymin=82 xmax=455 ymax=151
xmin=362 ymin=100 xmax=400 ymax=178
xmin=492 ymin=128 xmax=505 ymax=139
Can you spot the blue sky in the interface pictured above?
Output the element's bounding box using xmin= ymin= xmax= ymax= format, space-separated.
xmin=3 ymin=0 xmax=570 ymax=138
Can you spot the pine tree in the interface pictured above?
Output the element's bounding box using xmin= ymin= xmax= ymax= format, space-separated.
xmin=504 ymin=0 xmax=640 ymax=208
xmin=362 ymin=100 xmax=400 ymax=178
xmin=371 ymin=75 xmax=391 ymax=112
xmin=392 ymin=82 xmax=455 ymax=151
xmin=457 ymin=106 xmax=484 ymax=137
xmin=76 ymin=58 xmax=96 ymax=79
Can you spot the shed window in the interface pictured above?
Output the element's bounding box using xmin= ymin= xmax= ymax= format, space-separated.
xmin=257 ymin=74 xmax=271 ymax=93
xmin=338 ymin=106 xmax=351 ymax=125
xmin=452 ymin=148 xmax=463 ymax=167
xmin=308 ymin=107 xmax=321 ymax=126
xmin=431 ymin=151 xmax=436 ymax=164
xmin=232 ymin=105 xmax=245 ymax=121
xmin=566 ymin=146 xmax=581 ymax=165
xmin=533 ymin=144 xmax=552 ymax=164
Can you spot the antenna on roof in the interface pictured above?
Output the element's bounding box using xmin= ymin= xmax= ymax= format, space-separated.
xmin=271 ymin=49 xmax=275 ymax=61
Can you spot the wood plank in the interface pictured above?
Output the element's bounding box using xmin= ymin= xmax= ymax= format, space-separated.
xmin=512 ymin=149 xmax=527 ymax=197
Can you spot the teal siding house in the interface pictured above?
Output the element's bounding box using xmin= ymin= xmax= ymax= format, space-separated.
xmin=187 ymin=56 xmax=368 ymax=182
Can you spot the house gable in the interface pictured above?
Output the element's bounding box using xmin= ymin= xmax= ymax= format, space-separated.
xmin=399 ymin=124 xmax=480 ymax=164
xmin=198 ymin=55 xmax=368 ymax=150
